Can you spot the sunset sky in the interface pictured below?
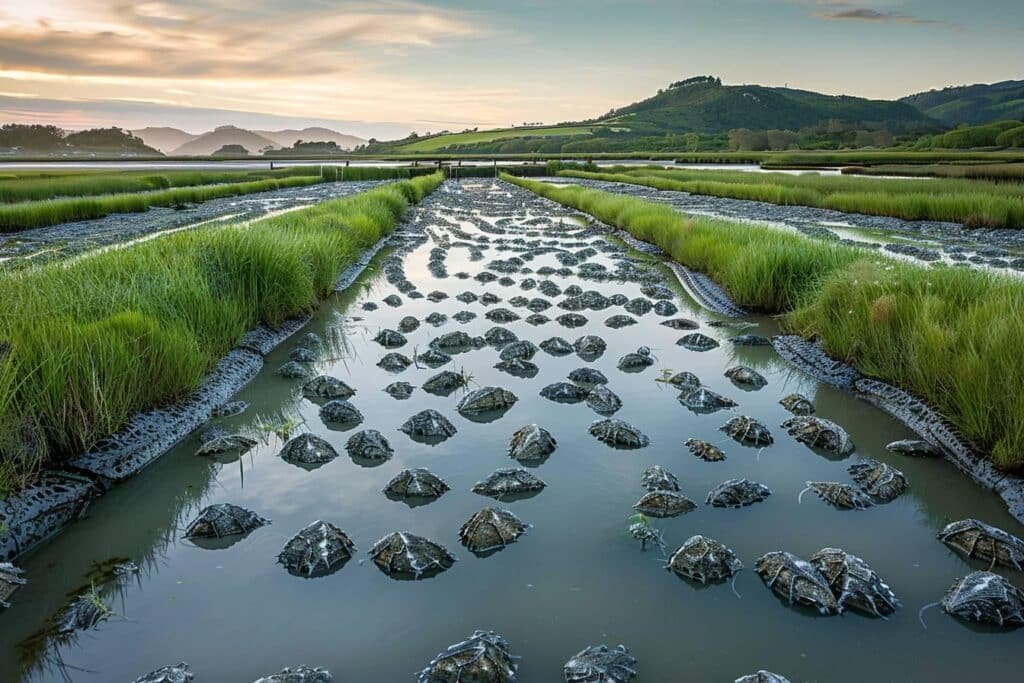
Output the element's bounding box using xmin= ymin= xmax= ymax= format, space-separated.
xmin=1 ymin=0 xmax=1021 ymax=139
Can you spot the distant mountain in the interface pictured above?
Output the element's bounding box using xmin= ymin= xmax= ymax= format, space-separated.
xmin=131 ymin=127 xmax=199 ymax=154
xmin=900 ymin=80 xmax=1024 ymax=126
xmin=600 ymin=76 xmax=937 ymax=134
xmin=254 ymin=127 xmax=365 ymax=151
xmin=170 ymin=126 xmax=280 ymax=156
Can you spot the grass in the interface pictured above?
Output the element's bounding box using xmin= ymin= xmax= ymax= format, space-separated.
xmin=557 ymin=166 xmax=1024 ymax=229
xmin=395 ymin=126 xmax=595 ymax=152
xmin=0 ymin=173 xmax=443 ymax=494
xmin=503 ymin=174 xmax=1024 ymax=471
xmin=841 ymin=163 xmax=1024 ymax=182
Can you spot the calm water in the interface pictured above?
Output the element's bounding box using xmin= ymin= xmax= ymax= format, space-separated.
xmin=1 ymin=181 xmax=1021 ymax=682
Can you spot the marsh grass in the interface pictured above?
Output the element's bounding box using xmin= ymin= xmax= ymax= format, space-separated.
xmin=842 ymin=163 xmax=1024 ymax=182
xmin=505 ymin=174 xmax=1024 ymax=470
xmin=559 ymin=167 xmax=1024 ymax=228
xmin=0 ymin=173 xmax=443 ymax=491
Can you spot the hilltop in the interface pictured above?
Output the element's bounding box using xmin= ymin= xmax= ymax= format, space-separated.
xmin=900 ymin=80 xmax=1024 ymax=126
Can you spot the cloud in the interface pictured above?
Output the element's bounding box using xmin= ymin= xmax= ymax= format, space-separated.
xmin=806 ymin=1 xmax=946 ymax=26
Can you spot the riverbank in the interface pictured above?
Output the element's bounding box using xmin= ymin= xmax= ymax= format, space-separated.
xmin=0 ymin=173 xmax=443 ymax=494
xmin=502 ymin=175 xmax=1024 ymax=473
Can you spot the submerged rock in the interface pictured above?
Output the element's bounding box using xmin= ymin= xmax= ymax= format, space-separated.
xmin=667 ymin=371 xmax=701 ymax=390
xmin=589 ymin=419 xmax=650 ymax=449
xmin=373 ymin=329 xmax=407 ymax=348
xmin=724 ymin=365 xmax=767 ymax=389
xmin=196 ymin=434 xmax=257 ymax=457
xmin=253 ymin=665 xmax=332 ymax=683
xmin=499 ymin=340 xmax=538 ymax=361
xmin=734 ymin=672 xmax=791 ymax=683
xmin=661 ymin=318 xmax=699 ymax=330
xmin=132 ymin=662 xmax=194 ymax=683
xmin=940 ymin=571 xmax=1024 ymax=627
xmin=667 ymin=535 xmax=744 ymax=584
xmin=677 ymin=333 xmax=719 ymax=351
xmin=586 ymin=385 xmax=622 ymax=415
xmin=633 ymin=491 xmax=697 ymax=518
xmin=459 ymin=507 xmax=528 ymax=554
xmin=384 ymin=381 xmax=414 ymax=400
xmin=485 ymin=326 xmax=519 ymax=348
xmin=848 ymin=459 xmax=907 ymax=502
xmin=432 ymin=330 xmax=474 ymax=349
xmin=279 ymin=434 xmax=339 ymax=469
xmin=617 ymin=351 xmax=654 ymax=372
xmin=557 ymin=313 xmax=589 ymax=328
xmin=495 ymin=358 xmax=539 ymax=378
xmin=212 ymin=400 xmax=248 ymax=418
xmin=400 ymin=409 xmax=458 ymax=443
xmin=605 ymin=314 xmax=637 ymax=329
xmin=809 ymin=547 xmax=899 ymax=617
xmin=937 ymin=519 xmax=1024 ymax=571
xmin=678 ymin=386 xmax=737 ymax=413
xmin=184 ymin=503 xmax=269 ymax=540
xmin=569 ymin=368 xmax=607 ymax=386
xmin=781 ymin=416 xmax=854 ymax=456
xmin=754 ymin=551 xmax=841 ymax=615
xmin=0 ymin=563 xmax=27 ymax=609
xmin=706 ymin=479 xmax=771 ymax=507
xmin=422 ymin=370 xmax=467 ymax=396
xmin=370 ymin=532 xmax=456 ymax=580
xmin=302 ymin=375 xmax=355 ymax=400
xmin=508 ymin=424 xmax=557 ymax=463
xmin=885 ymin=439 xmax=940 ymax=457
xmin=563 ymin=644 xmax=637 ymax=683
xmin=384 ymin=468 xmax=450 ymax=500
xmin=277 ymin=361 xmax=312 ymax=379
xmin=800 ymin=482 xmax=873 ymax=510
xmin=427 ymin=290 xmax=449 ymax=302
xmin=685 ymin=438 xmax=726 ymax=462
xmin=319 ymin=400 xmax=363 ymax=426
xmin=541 ymin=381 xmax=589 ymax=403
xmin=540 ymin=336 xmax=574 ymax=355
xmin=779 ymin=393 xmax=815 ymax=416
xmin=624 ymin=297 xmax=653 ymax=316
xmin=345 ymin=429 xmax=394 ymax=462
xmin=457 ymin=386 xmax=518 ymax=418
xmin=417 ymin=630 xmax=517 ymax=682
xmin=486 ymin=307 xmax=521 ymax=323
xmin=473 ymin=468 xmax=546 ymax=499
xmin=574 ymin=335 xmax=607 ymax=360
xmin=383 ymin=294 xmax=403 ymax=307
xmin=425 ymin=312 xmax=448 ymax=326
xmin=641 ymin=465 xmax=680 ymax=492
xmin=720 ymin=416 xmax=773 ymax=447
xmin=399 ymin=316 xmax=420 ymax=333
xmin=416 ymin=348 xmax=453 ymax=368
xmin=289 ymin=347 xmax=317 ymax=363
xmin=456 ymin=291 xmax=478 ymax=303
xmin=730 ymin=335 xmax=771 ymax=346
xmin=278 ymin=521 xmax=355 ymax=578
xmin=653 ymin=300 xmax=678 ymax=316
xmin=377 ymin=352 xmax=412 ymax=372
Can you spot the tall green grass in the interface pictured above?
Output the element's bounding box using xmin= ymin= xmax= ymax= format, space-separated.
xmin=0 ymin=173 xmax=443 ymax=494
xmin=557 ymin=167 xmax=1024 ymax=229
xmin=504 ymin=174 xmax=1024 ymax=470
xmin=842 ymin=163 xmax=1024 ymax=182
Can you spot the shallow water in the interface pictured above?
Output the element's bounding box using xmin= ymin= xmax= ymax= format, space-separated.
xmin=2 ymin=180 xmax=1022 ymax=682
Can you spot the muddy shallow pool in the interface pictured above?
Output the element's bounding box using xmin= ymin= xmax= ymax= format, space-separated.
xmin=2 ymin=180 xmax=1022 ymax=682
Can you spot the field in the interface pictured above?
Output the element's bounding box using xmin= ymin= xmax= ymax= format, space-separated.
xmin=393 ymin=126 xmax=595 ymax=152
xmin=841 ymin=163 xmax=1024 ymax=181
xmin=0 ymin=173 xmax=443 ymax=492
xmin=556 ymin=166 xmax=1024 ymax=228
xmin=504 ymin=174 xmax=1024 ymax=471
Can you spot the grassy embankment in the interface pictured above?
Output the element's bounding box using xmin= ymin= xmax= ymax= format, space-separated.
xmin=394 ymin=126 xmax=596 ymax=153
xmin=841 ymin=163 xmax=1024 ymax=182
xmin=0 ymin=173 xmax=443 ymax=494
xmin=555 ymin=166 xmax=1024 ymax=228
xmin=504 ymin=174 xmax=1024 ymax=471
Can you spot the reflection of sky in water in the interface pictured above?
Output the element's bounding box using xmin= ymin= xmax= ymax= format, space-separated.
xmin=4 ymin=182 xmax=1023 ymax=682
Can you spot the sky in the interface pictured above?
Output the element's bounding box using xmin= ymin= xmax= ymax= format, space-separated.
xmin=0 ymin=0 xmax=1022 ymax=139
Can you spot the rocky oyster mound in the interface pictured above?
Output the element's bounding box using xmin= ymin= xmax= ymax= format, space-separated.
xmin=279 ymin=434 xmax=339 ymax=468
xmin=809 ymin=547 xmax=899 ymax=617
xmin=848 ymin=459 xmax=907 ymax=503
xmin=195 ymin=434 xmax=257 ymax=457
xmin=373 ymin=328 xmax=407 ymax=348
xmin=383 ymin=468 xmax=450 ymax=500
xmin=540 ymin=382 xmax=589 ymax=403
xmin=302 ymin=375 xmax=355 ymax=400
xmin=568 ymin=367 xmax=607 ymax=386
xmin=573 ymin=335 xmax=607 ymax=360
xmin=677 ymin=332 xmax=719 ymax=351
xmin=734 ymin=672 xmax=791 ymax=683
xmin=589 ymin=419 xmax=650 ymax=449
xmin=473 ymin=468 xmax=546 ymax=499
xmin=252 ymin=665 xmax=332 ymax=683
xmin=724 ymin=365 xmax=767 ymax=389
xmin=345 ymin=429 xmax=394 ymax=462
xmin=459 ymin=507 xmax=529 ymax=554
xmin=422 ymin=370 xmax=466 ymax=396
xmin=370 ymin=532 xmax=456 ymax=580
xmin=799 ymin=482 xmax=874 ymax=510
xmin=706 ymin=479 xmax=771 ymax=508
xmin=686 ymin=438 xmax=726 ymax=462
xmin=781 ymin=416 xmax=854 ymax=456
xmin=184 ymin=503 xmax=269 ymax=540
xmin=278 ymin=521 xmax=355 ymax=578
xmin=132 ymin=662 xmax=194 ymax=683
xmin=377 ymin=352 xmax=411 ymax=372
xmin=754 ymin=551 xmax=841 ymax=615
xmin=641 ymin=465 xmax=679 ymax=492
xmin=417 ymin=630 xmax=517 ymax=683
xmin=937 ymin=518 xmax=1024 ymax=571
xmin=586 ymin=385 xmax=622 ymax=415
xmin=457 ymin=386 xmax=519 ymax=418
xmin=400 ymin=409 xmax=458 ymax=442
xmin=563 ymin=644 xmax=637 ymax=683
xmin=678 ymin=386 xmax=737 ymax=413
xmin=384 ymin=381 xmax=414 ymax=400
xmin=633 ymin=491 xmax=697 ymax=518
xmin=779 ymin=393 xmax=814 ymax=416
xmin=508 ymin=424 xmax=557 ymax=463
xmin=885 ymin=439 xmax=939 ymax=457
xmin=1 ymin=562 xmax=27 ymax=609
xmin=939 ymin=571 xmax=1024 ymax=628
xmin=540 ymin=337 xmax=573 ymax=355
xmin=319 ymin=400 xmax=363 ymax=426
xmin=720 ymin=416 xmax=774 ymax=447
xmin=667 ymin=535 xmax=744 ymax=584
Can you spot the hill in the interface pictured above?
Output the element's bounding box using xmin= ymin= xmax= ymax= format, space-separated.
xmin=254 ymin=127 xmax=364 ymax=151
xmin=131 ymin=127 xmax=199 ymax=153
xmin=602 ymin=76 xmax=936 ymax=134
xmin=169 ymin=126 xmax=280 ymax=156
xmin=900 ymin=80 xmax=1024 ymax=126
xmin=0 ymin=124 xmax=161 ymax=156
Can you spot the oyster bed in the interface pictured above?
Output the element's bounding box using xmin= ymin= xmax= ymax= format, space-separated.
xmin=2 ymin=180 xmax=1023 ymax=681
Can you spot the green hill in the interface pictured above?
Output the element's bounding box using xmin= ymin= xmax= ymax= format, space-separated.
xmin=900 ymin=80 xmax=1024 ymax=126
xmin=602 ymin=76 xmax=936 ymax=134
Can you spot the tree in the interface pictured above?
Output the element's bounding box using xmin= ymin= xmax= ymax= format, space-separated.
xmin=683 ymin=132 xmax=700 ymax=152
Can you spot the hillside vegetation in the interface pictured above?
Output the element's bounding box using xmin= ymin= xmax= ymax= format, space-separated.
xmin=901 ymin=80 xmax=1024 ymax=126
